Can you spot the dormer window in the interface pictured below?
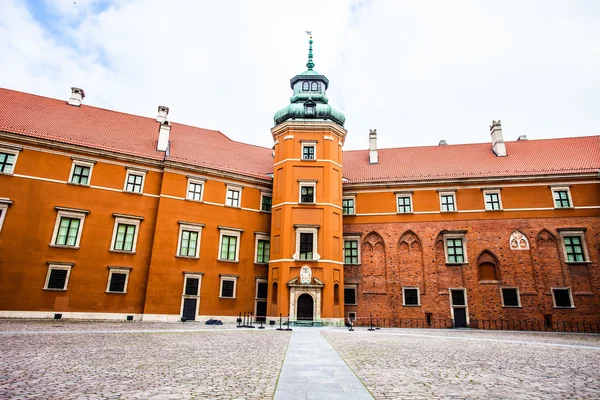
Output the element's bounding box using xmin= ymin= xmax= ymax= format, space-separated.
xmin=302 ymin=81 xmax=310 ymax=91
xmin=305 ymin=104 xmax=315 ymax=116
xmin=311 ymin=82 xmax=320 ymax=91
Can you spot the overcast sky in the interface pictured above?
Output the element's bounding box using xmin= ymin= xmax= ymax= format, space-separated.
xmin=1 ymin=0 xmax=599 ymax=151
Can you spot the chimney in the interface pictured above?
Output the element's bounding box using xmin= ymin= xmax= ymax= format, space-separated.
xmin=157 ymin=120 xmax=171 ymax=152
xmin=157 ymin=105 xmax=169 ymax=123
xmin=369 ymin=129 xmax=378 ymax=164
xmin=490 ymin=120 xmax=507 ymax=157
xmin=517 ymin=134 xmax=528 ymax=141
xmin=439 ymin=140 xmax=447 ymax=146
xmin=68 ymin=87 xmax=85 ymax=106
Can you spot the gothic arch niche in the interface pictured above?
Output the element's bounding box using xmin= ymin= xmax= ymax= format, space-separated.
xmin=362 ymin=232 xmax=387 ymax=294
xmin=478 ymin=250 xmax=499 ymax=281
xmin=509 ymin=230 xmax=530 ymax=250
xmin=398 ymin=230 xmax=425 ymax=292
xmin=399 ymin=230 xmax=422 ymax=253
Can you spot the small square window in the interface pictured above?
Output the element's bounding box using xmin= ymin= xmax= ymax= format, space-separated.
xmin=445 ymin=236 xmax=466 ymax=264
xmin=501 ymin=288 xmax=520 ymax=307
xmin=110 ymin=216 xmax=141 ymax=253
xmin=552 ymin=288 xmax=573 ymax=308
xmin=299 ymin=183 xmax=316 ymax=203
xmin=302 ymin=144 xmax=316 ymax=160
xmin=220 ymin=276 xmax=237 ymax=298
xmin=483 ymin=191 xmax=502 ymax=210
xmin=397 ymin=194 xmax=412 ymax=213
xmin=552 ymin=187 xmax=572 ymax=208
xmin=261 ymin=194 xmax=272 ymax=212
xmin=50 ymin=209 xmax=87 ymax=248
xmin=106 ymin=268 xmax=130 ymax=293
xmin=184 ymin=276 xmax=201 ymax=296
xmin=342 ymin=198 xmax=355 ymax=215
xmin=44 ymin=265 xmax=72 ymax=290
xmin=440 ymin=193 xmax=456 ymax=212
xmin=226 ymin=187 xmax=241 ymax=207
xmin=69 ymin=161 xmax=94 ymax=185
xmin=344 ymin=286 xmax=357 ymax=305
xmin=344 ymin=240 xmax=359 ymax=264
xmin=0 ymin=148 xmax=19 ymax=174
xmin=124 ymin=170 xmax=146 ymax=193
xmin=558 ymin=230 xmax=589 ymax=263
xmin=187 ymin=179 xmax=205 ymax=201
xmin=402 ymin=287 xmax=420 ymax=306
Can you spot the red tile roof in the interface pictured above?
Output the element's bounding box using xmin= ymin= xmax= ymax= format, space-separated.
xmin=1 ymin=88 xmax=598 ymax=185
xmin=0 ymin=88 xmax=273 ymax=180
xmin=343 ymin=136 xmax=600 ymax=183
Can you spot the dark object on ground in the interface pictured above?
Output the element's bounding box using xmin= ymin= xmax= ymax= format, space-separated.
xmin=205 ymin=319 xmax=223 ymax=325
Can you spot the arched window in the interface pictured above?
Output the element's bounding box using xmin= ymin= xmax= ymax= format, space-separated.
xmin=302 ymin=81 xmax=309 ymax=91
xmin=334 ymin=283 xmax=340 ymax=305
xmin=272 ymin=282 xmax=278 ymax=304
xmin=311 ymin=82 xmax=320 ymax=91
xmin=509 ymin=230 xmax=529 ymax=250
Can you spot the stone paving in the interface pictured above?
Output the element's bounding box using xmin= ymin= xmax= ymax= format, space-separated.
xmin=323 ymin=329 xmax=600 ymax=400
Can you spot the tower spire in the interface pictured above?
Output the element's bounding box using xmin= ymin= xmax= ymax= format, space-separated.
xmin=306 ymin=31 xmax=314 ymax=70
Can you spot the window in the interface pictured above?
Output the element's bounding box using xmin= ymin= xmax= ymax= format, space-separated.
xmin=186 ymin=178 xmax=205 ymax=201
xmin=177 ymin=222 xmax=204 ymax=258
xmin=293 ymin=225 xmax=320 ymax=260
xmin=255 ymin=279 xmax=268 ymax=319
xmin=305 ymin=104 xmax=315 ymax=116
xmin=402 ymin=287 xmax=420 ymax=306
xmin=439 ymin=192 xmax=456 ymax=212
xmin=551 ymin=187 xmax=572 ymax=208
xmin=299 ymin=181 xmax=316 ymax=203
xmin=0 ymin=147 xmax=19 ymax=174
xmin=50 ymin=208 xmax=88 ymax=248
xmin=44 ymin=264 xmax=72 ymax=291
xmin=444 ymin=233 xmax=467 ymax=264
xmin=260 ymin=193 xmax=272 ymax=212
xmin=344 ymin=239 xmax=359 ymax=264
xmin=396 ymin=193 xmax=413 ymax=213
xmin=501 ymin=288 xmax=520 ymax=307
xmin=348 ymin=312 xmax=357 ymax=321
xmin=450 ymin=289 xmax=466 ymax=306
xmin=185 ymin=276 xmax=201 ymax=296
xmin=69 ymin=160 xmax=95 ymax=185
xmin=106 ymin=267 xmax=131 ymax=293
xmin=302 ymin=143 xmax=316 ymax=160
xmin=225 ymin=186 xmax=242 ymax=207
xmin=344 ymin=286 xmax=357 ymax=305
xmin=310 ymin=82 xmax=320 ymax=91
xmin=302 ymin=81 xmax=309 ymax=91
xmin=342 ymin=197 xmax=355 ymax=215
xmin=124 ymin=170 xmax=146 ymax=193
xmin=255 ymin=234 xmax=270 ymax=264
xmin=0 ymin=200 xmax=11 ymax=232
xmin=552 ymin=288 xmax=574 ymax=308
xmin=181 ymin=273 xmax=203 ymax=320
xmin=558 ymin=230 xmax=589 ymax=263
xmin=220 ymin=275 xmax=238 ymax=298
xmin=218 ymin=227 xmax=242 ymax=262
xmin=110 ymin=214 xmax=142 ymax=253
xmin=483 ymin=190 xmax=502 ymax=210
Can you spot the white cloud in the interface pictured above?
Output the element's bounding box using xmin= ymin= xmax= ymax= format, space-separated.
xmin=1 ymin=0 xmax=599 ymax=151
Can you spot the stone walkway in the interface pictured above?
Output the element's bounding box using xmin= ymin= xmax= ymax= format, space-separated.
xmin=274 ymin=327 xmax=373 ymax=400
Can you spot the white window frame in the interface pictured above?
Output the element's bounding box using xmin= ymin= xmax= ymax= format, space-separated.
xmin=110 ymin=215 xmax=142 ymax=253
xmin=500 ymin=287 xmax=521 ymax=307
xmin=396 ymin=192 xmax=413 ymax=214
xmin=0 ymin=146 xmax=20 ymax=175
xmin=298 ymin=181 xmax=317 ymax=204
xmin=293 ymin=225 xmax=320 ymax=260
xmin=443 ymin=233 xmax=468 ymax=264
xmin=180 ymin=273 xmax=203 ymax=318
xmin=301 ymin=142 xmax=317 ymax=160
xmin=551 ymin=287 xmax=575 ymax=308
xmin=402 ymin=286 xmax=421 ymax=306
xmin=342 ymin=195 xmax=356 ymax=215
xmin=439 ymin=191 xmax=457 ymax=212
xmin=343 ymin=235 xmax=361 ymax=265
xmin=254 ymin=233 xmax=270 ymax=264
xmin=123 ymin=169 xmax=147 ymax=194
xmin=50 ymin=208 xmax=88 ymax=248
xmin=449 ymin=287 xmax=469 ymax=326
xmin=186 ymin=177 xmax=205 ymax=202
xmin=218 ymin=226 xmax=243 ymax=262
xmin=0 ymin=199 xmax=12 ymax=232
xmin=43 ymin=264 xmax=72 ymax=291
xmin=482 ymin=189 xmax=503 ymax=211
xmin=260 ymin=191 xmax=272 ymax=212
xmin=106 ymin=267 xmax=131 ymax=294
xmin=558 ymin=230 xmax=590 ymax=263
xmin=219 ymin=275 xmax=238 ymax=299
xmin=177 ymin=222 xmax=204 ymax=258
xmin=344 ymin=285 xmax=358 ymax=306
xmin=225 ymin=185 xmax=243 ymax=208
xmin=550 ymin=186 xmax=574 ymax=209
xmin=68 ymin=159 xmax=95 ymax=186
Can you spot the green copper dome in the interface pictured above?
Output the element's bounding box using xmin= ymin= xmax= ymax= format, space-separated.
xmin=273 ymin=36 xmax=345 ymax=127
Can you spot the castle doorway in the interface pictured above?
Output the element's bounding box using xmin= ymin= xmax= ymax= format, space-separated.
xmin=297 ymin=293 xmax=314 ymax=321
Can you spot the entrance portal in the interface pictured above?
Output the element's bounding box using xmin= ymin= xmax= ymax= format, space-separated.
xmin=297 ymin=293 xmax=314 ymax=321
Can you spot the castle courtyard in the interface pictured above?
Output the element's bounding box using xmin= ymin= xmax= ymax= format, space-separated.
xmin=0 ymin=321 xmax=598 ymax=399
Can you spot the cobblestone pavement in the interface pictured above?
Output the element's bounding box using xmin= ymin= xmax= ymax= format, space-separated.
xmin=0 ymin=321 xmax=291 ymax=400
xmin=323 ymin=329 xmax=600 ymax=400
